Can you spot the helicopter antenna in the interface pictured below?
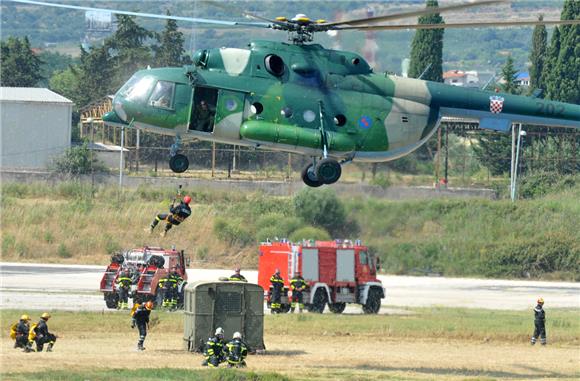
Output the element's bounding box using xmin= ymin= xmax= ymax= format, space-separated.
xmin=418 ymin=63 xmax=433 ymax=80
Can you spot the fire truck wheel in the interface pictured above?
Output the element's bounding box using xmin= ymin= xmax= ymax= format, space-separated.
xmin=279 ymin=304 xmax=291 ymax=313
xmin=328 ymin=302 xmax=346 ymax=314
xmin=105 ymin=293 xmax=119 ymax=309
xmin=362 ymin=288 xmax=381 ymax=314
xmin=310 ymin=289 xmax=327 ymax=313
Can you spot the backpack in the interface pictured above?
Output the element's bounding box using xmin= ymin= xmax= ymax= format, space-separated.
xmin=9 ymin=323 xmax=17 ymax=340
xmin=28 ymin=323 xmax=38 ymax=342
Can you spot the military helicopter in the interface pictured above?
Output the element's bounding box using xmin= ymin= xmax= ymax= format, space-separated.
xmin=10 ymin=0 xmax=580 ymax=187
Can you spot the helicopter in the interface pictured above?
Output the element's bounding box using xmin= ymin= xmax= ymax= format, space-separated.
xmin=9 ymin=0 xmax=580 ymax=187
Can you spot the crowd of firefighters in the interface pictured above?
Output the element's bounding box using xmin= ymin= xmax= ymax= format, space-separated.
xmin=269 ymin=268 xmax=308 ymax=313
xmin=10 ymin=313 xmax=57 ymax=353
xmin=115 ymin=266 xmax=184 ymax=310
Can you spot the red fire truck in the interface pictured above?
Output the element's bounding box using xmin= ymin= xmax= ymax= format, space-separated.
xmin=257 ymin=240 xmax=384 ymax=314
xmin=100 ymin=246 xmax=189 ymax=309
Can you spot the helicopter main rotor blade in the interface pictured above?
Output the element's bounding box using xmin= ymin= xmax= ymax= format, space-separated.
xmin=336 ymin=19 xmax=580 ymax=31
xmin=7 ymin=0 xmax=272 ymax=28
xmin=324 ymin=0 xmax=505 ymax=27
xmin=205 ymin=0 xmax=284 ymax=25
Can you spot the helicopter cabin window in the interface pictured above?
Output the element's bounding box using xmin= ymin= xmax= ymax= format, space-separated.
xmin=121 ymin=75 xmax=156 ymax=102
xmin=359 ymin=251 xmax=368 ymax=265
xmin=189 ymin=87 xmax=218 ymax=132
xmin=149 ymin=81 xmax=175 ymax=109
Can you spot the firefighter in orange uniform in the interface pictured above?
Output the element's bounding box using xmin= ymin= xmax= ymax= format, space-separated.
xmin=269 ymin=268 xmax=284 ymax=314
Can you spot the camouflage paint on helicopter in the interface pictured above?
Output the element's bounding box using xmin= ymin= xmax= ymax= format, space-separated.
xmin=9 ymin=0 xmax=580 ymax=187
xmin=104 ymin=39 xmax=579 ymax=186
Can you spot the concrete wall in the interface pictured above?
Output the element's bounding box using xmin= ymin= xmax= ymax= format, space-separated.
xmin=0 ymin=170 xmax=496 ymax=200
xmin=1 ymin=101 xmax=72 ymax=169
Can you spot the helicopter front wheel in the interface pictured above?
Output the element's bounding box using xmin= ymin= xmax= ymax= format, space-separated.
xmin=315 ymin=158 xmax=342 ymax=185
xmin=301 ymin=163 xmax=323 ymax=187
xmin=169 ymin=154 xmax=189 ymax=173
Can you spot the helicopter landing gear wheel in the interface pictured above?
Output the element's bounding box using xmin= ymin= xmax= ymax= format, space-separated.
xmin=301 ymin=163 xmax=323 ymax=187
xmin=169 ymin=154 xmax=189 ymax=173
xmin=315 ymin=158 xmax=342 ymax=184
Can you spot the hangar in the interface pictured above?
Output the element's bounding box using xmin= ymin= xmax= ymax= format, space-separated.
xmin=0 ymin=87 xmax=73 ymax=169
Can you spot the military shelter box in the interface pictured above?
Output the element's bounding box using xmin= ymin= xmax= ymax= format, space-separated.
xmin=183 ymin=281 xmax=265 ymax=353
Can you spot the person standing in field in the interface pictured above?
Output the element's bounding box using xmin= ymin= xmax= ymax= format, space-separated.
xmin=269 ymin=268 xmax=284 ymax=314
xmin=531 ymin=297 xmax=547 ymax=345
xmin=131 ymin=301 xmax=153 ymax=350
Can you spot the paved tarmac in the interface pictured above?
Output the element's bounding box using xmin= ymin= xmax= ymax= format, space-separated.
xmin=1 ymin=262 xmax=578 ymax=312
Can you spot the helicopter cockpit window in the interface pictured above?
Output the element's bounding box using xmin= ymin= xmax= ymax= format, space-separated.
xmin=264 ymin=54 xmax=285 ymax=77
xmin=149 ymin=81 xmax=175 ymax=109
xmin=359 ymin=251 xmax=368 ymax=265
xmin=121 ymin=76 xmax=156 ymax=102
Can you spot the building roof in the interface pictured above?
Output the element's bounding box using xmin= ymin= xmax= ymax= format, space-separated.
xmin=443 ymin=70 xmax=466 ymax=79
xmin=0 ymin=87 xmax=73 ymax=104
xmin=515 ymin=72 xmax=530 ymax=80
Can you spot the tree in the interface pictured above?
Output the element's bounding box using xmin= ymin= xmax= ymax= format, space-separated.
xmin=75 ymin=45 xmax=116 ymax=107
xmin=543 ymin=27 xmax=561 ymax=100
xmin=408 ymin=0 xmax=444 ymax=82
xmin=105 ymin=15 xmax=154 ymax=87
xmin=528 ymin=15 xmax=547 ymax=94
xmin=154 ymin=11 xmax=192 ymax=67
xmin=544 ymin=0 xmax=580 ymax=104
xmin=500 ymin=56 xmax=519 ymax=94
xmin=0 ymin=36 xmax=44 ymax=87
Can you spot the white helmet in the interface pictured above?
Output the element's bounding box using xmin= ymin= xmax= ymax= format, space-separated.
xmin=233 ymin=331 xmax=242 ymax=339
xmin=215 ymin=327 xmax=224 ymax=336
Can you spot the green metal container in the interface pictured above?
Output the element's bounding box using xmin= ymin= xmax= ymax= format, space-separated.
xmin=183 ymin=281 xmax=265 ymax=353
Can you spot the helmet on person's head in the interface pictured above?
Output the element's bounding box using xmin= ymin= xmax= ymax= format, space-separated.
xmin=537 ymin=297 xmax=544 ymax=305
xmin=20 ymin=314 xmax=30 ymax=321
xmin=233 ymin=332 xmax=242 ymax=340
xmin=215 ymin=327 xmax=224 ymax=337
xmin=144 ymin=301 xmax=154 ymax=310
xmin=234 ymin=266 xmax=241 ymax=273
xmin=41 ymin=312 xmax=51 ymax=320
xmin=183 ymin=195 xmax=191 ymax=205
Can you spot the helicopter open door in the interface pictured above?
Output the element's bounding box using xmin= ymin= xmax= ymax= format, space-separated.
xmin=189 ymin=87 xmax=218 ymax=133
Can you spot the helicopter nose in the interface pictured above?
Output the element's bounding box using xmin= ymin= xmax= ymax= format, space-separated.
xmin=102 ymin=110 xmax=127 ymax=125
xmin=103 ymin=97 xmax=129 ymax=125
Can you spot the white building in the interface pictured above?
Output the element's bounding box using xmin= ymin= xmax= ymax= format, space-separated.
xmin=443 ymin=70 xmax=480 ymax=88
xmin=0 ymin=87 xmax=73 ymax=169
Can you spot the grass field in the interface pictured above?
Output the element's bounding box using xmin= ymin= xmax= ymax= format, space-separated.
xmin=1 ymin=308 xmax=579 ymax=380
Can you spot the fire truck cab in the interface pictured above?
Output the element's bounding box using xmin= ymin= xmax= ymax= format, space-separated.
xmin=100 ymin=246 xmax=189 ymax=309
xmin=258 ymin=240 xmax=384 ymax=314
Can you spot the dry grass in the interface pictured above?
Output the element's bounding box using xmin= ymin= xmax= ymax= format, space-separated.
xmin=1 ymin=309 xmax=579 ymax=380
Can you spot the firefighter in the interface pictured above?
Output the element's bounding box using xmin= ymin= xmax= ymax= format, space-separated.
xmin=168 ymin=267 xmax=183 ymax=309
xmin=147 ymin=195 xmax=192 ymax=237
xmin=228 ymin=267 xmax=247 ymax=282
xmin=34 ymin=313 xmax=57 ymax=352
xmin=158 ymin=273 xmax=172 ymax=309
xmin=11 ymin=314 xmax=33 ymax=352
xmin=225 ymin=331 xmax=248 ymax=368
xmin=531 ymin=297 xmax=547 ymax=346
xmin=116 ymin=270 xmax=132 ymax=309
xmin=290 ymin=271 xmax=308 ymax=313
xmin=269 ymin=268 xmax=284 ymax=314
xmin=131 ymin=300 xmax=153 ymax=351
xmin=202 ymin=327 xmax=226 ymax=367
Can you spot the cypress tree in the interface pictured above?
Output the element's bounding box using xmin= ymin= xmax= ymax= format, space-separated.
xmin=549 ymin=0 xmax=580 ymax=103
xmin=0 ymin=36 xmax=44 ymax=87
xmin=155 ymin=11 xmax=192 ymax=67
xmin=528 ymin=15 xmax=547 ymax=94
xmin=408 ymin=0 xmax=444 ymax=82
xmin=543 ymin=26 xmax=561 ymax=100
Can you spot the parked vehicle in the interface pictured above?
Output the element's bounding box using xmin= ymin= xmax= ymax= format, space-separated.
xmin=257 ymin=240 xmax=384 ymax=314
xmin=99 ymin=246 xmax=189 ymax=309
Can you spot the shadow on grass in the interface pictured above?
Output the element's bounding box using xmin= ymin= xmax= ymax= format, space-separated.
xmin=344 ymin=363 xmax=573 ymax=379
xmin=260 ymin=349 xmax=307 ymax=356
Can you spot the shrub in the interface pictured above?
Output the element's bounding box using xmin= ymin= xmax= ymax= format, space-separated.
xmin=293 ymin=188 xmax=347 ymax=236
xmin=50 ymin=142 xmax=108 ymax=175
xmin=289 ymin=226 xmax=330 ymax=242
xmin=213 ymin=217 xmax=254 ymax=246
xmin=518 ymin=172 xmax=577 ymax=199
xmin=57 ymin=243 xmax=72 ymax=258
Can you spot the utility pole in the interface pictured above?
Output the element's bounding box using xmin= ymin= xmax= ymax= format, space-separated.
xmin=119 ymin=126 xmax=124 ymax=189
